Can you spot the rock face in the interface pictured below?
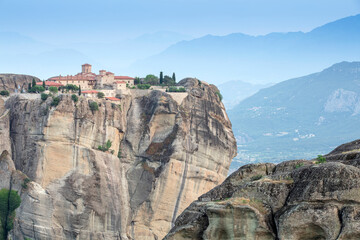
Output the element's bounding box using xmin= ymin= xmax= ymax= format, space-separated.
xmin=0 ymin=74 xmax=40 ymax=92
xmin=0 ymin=78 xmax=236 ymax=240
xmin=165 ymin=139 xmax=360 ymax=240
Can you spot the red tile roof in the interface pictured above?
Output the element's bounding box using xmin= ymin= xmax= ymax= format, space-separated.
xmin=114 ymin=76 xmax=134 ymax=80
xmin=82 ymin=90 xmax=99 ymax=94
xmin=106 ymin=97 xmax=121 ymax=101
xmin=82 ymin=63 xmax=91 ymax=66
xmin=36 ymin=81 xmax=63 ymax=87
xmin=115 ymin=81 xmax=126 ymax=84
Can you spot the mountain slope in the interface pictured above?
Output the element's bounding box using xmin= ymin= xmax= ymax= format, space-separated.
xmin=128 ymin=14 xmax=360 ymax=85
xmin=228 ymin=61 xmax=360 ymax=169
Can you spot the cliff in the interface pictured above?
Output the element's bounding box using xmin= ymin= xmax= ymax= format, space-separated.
xmin=165 ymin=139 xmax=360 ymax=240
xmin=0 ymin=74 xmax=40 ymax=93
xmin=0 ymin=78 xmax=237 ymax=240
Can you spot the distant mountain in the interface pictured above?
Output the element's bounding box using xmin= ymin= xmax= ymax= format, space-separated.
xmin=129 ymin=14 xmax=360 ymax=85
xmin=228 ymin=61 xmax=360 ymax=171
xmin=218 ymin=80 xmax=272 ymax=109
xmin=0 ymin=31 xmax=192 ymax=79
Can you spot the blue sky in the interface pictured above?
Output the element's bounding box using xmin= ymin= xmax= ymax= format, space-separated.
xmin=1 ymin=0 xmax=359 ymax=43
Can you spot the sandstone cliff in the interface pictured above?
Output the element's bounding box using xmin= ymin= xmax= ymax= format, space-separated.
xmin=0 ymin=74 xmax=40 ymax=92
xmin=165 ymin=139 xmax=360 ymax=240
xmin=0 ymin=78 xmax=236 ymax=240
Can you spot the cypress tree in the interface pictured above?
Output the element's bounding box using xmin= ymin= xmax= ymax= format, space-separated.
xmin=42 ymin=81 xmax=46 ymax=88
xmin=32 ymin=78 xmax=36 ymax=88
xmin=79 ymin=85 xmax=81 ymax=96
xmin=160 ymin=72 xmax=163 ymax=85
xmin=172 ymin=73 xmax=176 ymax=83
xmin=28 ymin=83 xmax=31 ymax=91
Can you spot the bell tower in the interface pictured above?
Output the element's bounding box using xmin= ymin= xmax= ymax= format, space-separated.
xmin=82 ymin=64 xmax=92 ymax=73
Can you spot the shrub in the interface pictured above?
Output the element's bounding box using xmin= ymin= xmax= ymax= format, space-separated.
xmin=98 ymin=140 xmax=112 ymax=152
xmin=21 ymin=178 xmax=31 ymax=190
xmin=167 ymin=86 xmax=186 ymax=92
xmin=315 ymin=155 xmax=326 ymax=164
xmin=144 ymin=74 xmax=159 ymax=85
xmin=71 ymin=94 xmax=78 ymax=103
xmin=0 ymin=90 xmax=9 ymax=97
xmin=295 ymin=163 xmax=304 ymax=169
xmin=0 ymin=188 xmax=21 ymax=240
xmin=137 ymin=84 xmax=151 ymax=90
xmin=97 ymin=92 xmax=105 ymax=98
xmin=64 ymin=84 xmax=79 ymax=92
xmin=215 ymin=91 xmax=223 ymax=101
xmin=28 ymin=85 xmax=45 ymax=93
xmin=250 ymin=175 xmax=263 ymax=181
xmin=118 ymin=148 xmax=122 ymax=159
xmin=41 ymin=93 xmax=49 ymax=101
xmin=89 ymin=102 xmax=99 ymax=112
xmin=51 ymin=97 xmax=60 ymax=106
xmin=49 ymin=86 xmax=58 ymax=94
xmin=163 ymin=75 xmax=175 ymax=86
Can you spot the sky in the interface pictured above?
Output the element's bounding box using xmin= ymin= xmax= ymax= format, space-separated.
xmin=1 ymin=0 xmax=359 ymax=44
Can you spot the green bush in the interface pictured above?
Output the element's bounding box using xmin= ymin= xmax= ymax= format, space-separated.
xmin=71 ymin=94 xmax=78 ymax=103
xmin=0 ymin=90 xmax=9 ymax=97
xmin=0 ymin=188 xmax=21 ymax=240
xmin=64 ymin=84 xmax=79 ymax=92
xmin=295 ymin=163 xmax=304 ymax=169
xmin=144 ymin=74 xmax=159 ymax=85
xmin=167 ymin=86 xmax=186 ymax=92
xmin=89 ymin=102 xmax=99 ymax=112
xmin=49 ymin=86 xmax=58 ymax=94
xmin=250 ymin=175 xmax=263 ymax=181
xmin=98 ymin=140 xmax=112 ymax=152
xmin=315 ymin=155 xmax=326 ymax=164
xmin=51 ymin=97 xmax=60 ymax=106
xmin=41 ymin=93 xmax=49 ymax=101
xmin=21 ymin=178 xmax=31 ymax=190
xmin=137 ymin=84 xmax=151 ymax=90
xmin=97 ymin=92 xmax=105 ymax=98
xmin=29 ymin=85 xmax=45 ymax=93
xmin=215 ymin=91 xmax=223 ymax=101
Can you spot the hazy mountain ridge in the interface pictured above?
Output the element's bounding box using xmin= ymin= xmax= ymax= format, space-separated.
xmin=130 ymin=14 xmax=360 ymax=85
xmin=228 ymin=61 xmax=360 ymax=170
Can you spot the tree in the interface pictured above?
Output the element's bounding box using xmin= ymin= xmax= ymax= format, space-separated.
xmin=28 ymin=85 xmax=45 ymax=93
xmin=42 ymin=81 xmax=46 ymax=88
xmin=172 ymin=72 xmax=176 ymax=83
xmin=51 ymin=97 xmax=60 ymax=106
xmin=71 ymin=94 xmax=78 ymax=103
xmin=32 ymin=78 xmax=36 ymax=88
xmin=65 ymin=84 xmax=79 ymax=92
xmin=163 ymin=75 xmax=175 ymax=86
xmin=97 ymin=92 xmax=105 ymax=98
xmin=28 ymin=83 xmax=31 ymax=91
xmin=78 ymin=85 xmax=81 ymax=96
xmin=0 ymin=188 xmax=21 ymax=240
xmin=144 ymin=74 xmax=159 ymax=85
xmin=89 ymin=102 xmax=99 ymax=112
xmin=49 ymin=86 xmax=58 ymax=94
xmin=41 ymin=93 xmax=49 ymax=101
xmin=134 ymin=77 xmax=140 ymax=85
xmin=0 ymin=90 xmax=9 ymax=97
xmin=160 ymin=72 xmax=163 ymax=85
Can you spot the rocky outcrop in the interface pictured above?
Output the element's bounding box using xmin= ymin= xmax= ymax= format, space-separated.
xmin=0 ymin=78 xmax=236 ymax=240
xmin=0 ymin=74 xmax=40 ymax=92
xmin=165 ymin=140 xmax=360 ymax=240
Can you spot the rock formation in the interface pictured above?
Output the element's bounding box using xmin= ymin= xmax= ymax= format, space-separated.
xmin=165 ymin=139 xmax=360 ymax=240
xmin=0 ymin=74 xmax=40 ymax=93
xmin=0 ymin=78 xmax=236 ymax=240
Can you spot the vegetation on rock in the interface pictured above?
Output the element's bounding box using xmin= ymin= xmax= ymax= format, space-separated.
xmin=0 ymin=91 xmax=9 ymax=97
xmin=89 ymin=102 xmax=99 ymax=112
xmin=0 ymin=188 xmax=21 ymax=240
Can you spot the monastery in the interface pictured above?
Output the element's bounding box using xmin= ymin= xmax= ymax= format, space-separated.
xmin=44 ymin=64 xmax=134 ymax=98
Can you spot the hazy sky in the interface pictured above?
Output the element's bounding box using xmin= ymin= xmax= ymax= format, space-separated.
xmin=1 ymin=0 xmax=359 ymax=44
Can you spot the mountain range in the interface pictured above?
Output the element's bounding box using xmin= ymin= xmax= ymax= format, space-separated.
xmin=129 ymin=14 xmax=360 ymax=84
xmin=228 ymin=61 xmax=360 ymax=171
xmin=1 ymin=15 xmax=360 ymax=84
